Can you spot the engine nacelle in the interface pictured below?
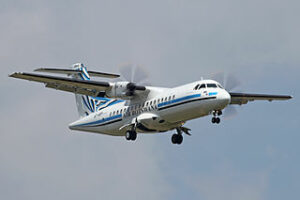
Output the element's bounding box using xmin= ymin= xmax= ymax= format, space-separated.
xmin=106 ymin=81 xmax=130 ymax=99
xmin=106 ymin=81 xmax=146 ymax=99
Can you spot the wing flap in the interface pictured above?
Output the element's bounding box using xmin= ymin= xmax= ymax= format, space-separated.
xmin=10 ymin=72 xmax=110 ymax=97
xmin=230 ymin=92 xmax=292 ymax=105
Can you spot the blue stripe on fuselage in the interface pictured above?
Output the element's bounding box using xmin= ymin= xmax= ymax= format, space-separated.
xmin=158 ymin=93 xmax=201 ymax=108
xmin=75 ymin=114 xmax=122 ymax=127
xmin=209 ymin=92 xmax=218 ymax=96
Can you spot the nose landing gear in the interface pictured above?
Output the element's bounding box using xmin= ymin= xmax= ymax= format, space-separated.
xmin=212 ymin=110 xmax=222 ymax=124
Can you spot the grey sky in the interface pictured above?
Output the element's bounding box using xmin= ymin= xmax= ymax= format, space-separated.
xmin=1 ymin=0 xmax=299 ymax=200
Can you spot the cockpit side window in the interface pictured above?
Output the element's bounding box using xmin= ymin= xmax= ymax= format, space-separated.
xmin=194 ymin=84 xmax=200 ymax=90
xmin=217 ymin=84 xmax=223 ymax=89
xmin=199 ymin=84 xmax=206 ymax=89
xmin=207 ymin=83 xmax=217 ymax=88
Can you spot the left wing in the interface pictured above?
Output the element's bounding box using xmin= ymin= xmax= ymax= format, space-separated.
xmin=229 ymin=92 xmax=292 ymax=105
xmin=10 ymin=72 xmax=110 ymax=97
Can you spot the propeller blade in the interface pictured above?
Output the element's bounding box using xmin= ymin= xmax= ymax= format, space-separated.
xmin=225 ymin=73 xmax=241 ymax=91
xmin=132 ymin=64 xmax=149 ymax=84
xmin=118 ymin=63 xmax=151 ymax=85
xmin=211 ymin=72 xmax=225 ymax=86
xmin=224 ymin=105 xmax=238 ymax=119
xmin=118 ymin=63 xmax=134 ymax=82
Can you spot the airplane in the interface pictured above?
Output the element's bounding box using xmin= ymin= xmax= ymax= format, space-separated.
xmin=10 ymin=63 xmax=292 ymax=145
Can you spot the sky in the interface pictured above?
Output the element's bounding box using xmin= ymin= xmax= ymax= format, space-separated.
xmin=0 ymin=0 xmax=299 ymax=199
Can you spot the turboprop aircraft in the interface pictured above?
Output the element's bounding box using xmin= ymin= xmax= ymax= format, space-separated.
xmin=10 ymin=63 xmax=292 ymax=145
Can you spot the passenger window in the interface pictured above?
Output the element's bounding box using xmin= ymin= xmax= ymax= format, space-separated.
xmin=117 ymin=110 xmax=119 ymax=115
xmin=173 ymin=95 xmax=175 ymax=99
xmin=157 ymin=99 xmax=160 ymax=104
xmin=150 ymin=101 xmax=152 ymax=105
xmin=146 ymin=102 xmax=149 ymax=106
xmin=113 ymin=111 xmax=115 ymax=115
xmin=168 ymin=96 xmax=171 ymax=101
xmin=165 ymin=97 xmax=168 ymax=101
xmin=207 ymin=83 xmax=217 ymax=88
xmin=161 ymin=98 xmax=164 ymax=102
xmin=154 ymin=100 xmax=156 ymax=104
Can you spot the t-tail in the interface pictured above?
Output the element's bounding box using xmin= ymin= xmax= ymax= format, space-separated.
xmin=72 ymin=63 xmax=96 ymax=117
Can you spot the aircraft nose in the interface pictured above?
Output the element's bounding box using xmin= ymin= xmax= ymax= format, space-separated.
xmin=218 ymin=90 xmax=231 ymax=106
xmin=223 ymin=90 xmax=231 ymax=105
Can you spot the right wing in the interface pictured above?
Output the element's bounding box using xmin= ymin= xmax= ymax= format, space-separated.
xmin=10 ymin=72 xmax=110 ymax=97
xmin=229 ymin=92 xmax=292 ymax=105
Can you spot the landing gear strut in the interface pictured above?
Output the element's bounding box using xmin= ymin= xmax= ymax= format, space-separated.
xmin=125 ymin=130 xmax=137 ymax=141
xmin=212 ymin=110 xmax=222 ymax=124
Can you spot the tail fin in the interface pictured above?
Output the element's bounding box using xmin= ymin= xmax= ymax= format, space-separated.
xmin=72 ymin=63 xmax=95 ymax=117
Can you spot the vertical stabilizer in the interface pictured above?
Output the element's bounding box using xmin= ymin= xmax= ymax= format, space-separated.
xmin=71 ymin=63 xmax=95 ymax=118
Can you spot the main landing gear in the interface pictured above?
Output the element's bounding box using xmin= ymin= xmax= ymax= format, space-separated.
xmin=125 ymin=130 xmax=137 ymax=141
xmin=171 ymin=127 xmax=191 ymax=145
xmin=171 ymin=133 xmax=183 ymax=145
xmin=212 ymin=110 xmax=222 ymax=124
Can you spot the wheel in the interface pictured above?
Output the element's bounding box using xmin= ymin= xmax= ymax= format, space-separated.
xmin=218 ymin=110 xmax=222 ymax=116
xmin=177 ymin=134 xmax=183 ymax=144
xmin=171 ymin=134 xmax=178 ymax=144
xmin=171 ymin=134 xmax=183 ymax=145
xmin=131 ymin=131 xmax=137 ymax=141
xmin=216 ymin=117 xmax=220 ymax=124
xmin=125 ymin=131 xmax=131 ymax=140
xmin=212 ymin=117 xmax=216 ymax=123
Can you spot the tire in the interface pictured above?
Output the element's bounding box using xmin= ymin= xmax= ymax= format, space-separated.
xmin=171 ymin=134 xmax=178 ymax=144
xmin=216 ymin=118 xmax=220 ymax=124
xmin=212 ymin=117 xmax=216 ymax=123
xmin=218 ymin=110 xmax=222 ymax=116
xmin=125 ymin=131 xmax=131 ymax=140
xmin=177 ymin=134 xmax=183 ymax=144
xmin=131 ymin=131 xmax=137 ymax=141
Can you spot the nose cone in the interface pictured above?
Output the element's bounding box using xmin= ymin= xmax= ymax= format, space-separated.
xmin=218 ymin=90 xmax=231 ymax=107
xmin=223 ymin=90 xmax=231 ymax=105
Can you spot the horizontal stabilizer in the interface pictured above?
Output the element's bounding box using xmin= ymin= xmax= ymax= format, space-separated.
xmin=35 ymin=68 xmax=120 ymax=78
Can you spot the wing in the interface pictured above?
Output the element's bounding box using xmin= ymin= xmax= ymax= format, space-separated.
xmin=10 ymin=72 xmax=110 ymax=97
xmin=229 ymin=92 xmax=292 ymax=105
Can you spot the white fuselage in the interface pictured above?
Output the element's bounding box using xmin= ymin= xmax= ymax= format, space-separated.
xmin=69 ymin=80 xmax=231 ymax=136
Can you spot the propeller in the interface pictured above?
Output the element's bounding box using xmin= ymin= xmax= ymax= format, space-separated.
xmin=117 ymin=63 xmax=150 ymax=85
xmin=117 ymin=63 xmax=150 ymax=96
xmin=211 ymin=72 xmax=241 ymax=119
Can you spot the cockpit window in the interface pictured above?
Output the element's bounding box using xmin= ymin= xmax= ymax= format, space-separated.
xmin=199 ymin=84 xmax=206 ymax=89
xmin=207 ymin=83 xmax=217 ymax=88
xmin=194 ymin=84 xmax=200 ymax=90
xmin=217 ymin=84 xmax=223 ymax=89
